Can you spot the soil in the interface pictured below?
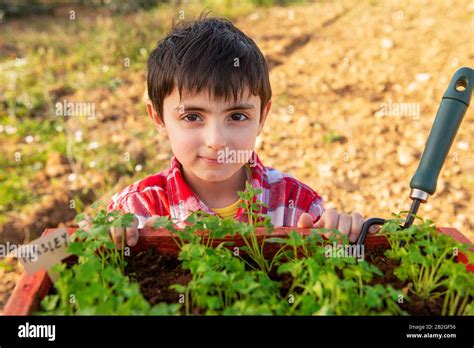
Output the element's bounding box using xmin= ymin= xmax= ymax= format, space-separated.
xmin=364 ymin=246 xmax=445 ymax=315
xmin=124 ymin=248 xmax=191 ymax=306
xmin=124 ymin=246 xmax=464 ymax=315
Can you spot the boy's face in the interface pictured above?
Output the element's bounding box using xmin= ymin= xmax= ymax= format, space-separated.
xmin=147 ymin=86 xmax=271 ymax=184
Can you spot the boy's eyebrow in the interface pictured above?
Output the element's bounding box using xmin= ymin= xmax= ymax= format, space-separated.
xmin=174 ymin=103 xmax=255 ymax=113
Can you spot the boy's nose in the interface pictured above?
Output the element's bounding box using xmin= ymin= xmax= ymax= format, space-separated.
xmin=204 ymin=124 xmax=227 ymax=149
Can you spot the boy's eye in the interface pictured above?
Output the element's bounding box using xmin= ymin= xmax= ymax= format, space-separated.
xmin=230 ymin=113 xmax=249 ymax=121
xmin=182 ymin=114 xmax=202 ymax=122
xmin=181 ymin=113 xmax=249 ymax=122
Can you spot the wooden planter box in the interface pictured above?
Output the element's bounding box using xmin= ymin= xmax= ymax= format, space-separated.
xmin=4 ymin=226 xmax=473 ymax=315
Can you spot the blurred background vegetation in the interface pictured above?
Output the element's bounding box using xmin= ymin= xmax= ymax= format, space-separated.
xmin=0 ymin=0 xmax=308 ymax=244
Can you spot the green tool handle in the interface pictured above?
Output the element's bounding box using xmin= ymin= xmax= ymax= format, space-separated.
xmin=410 ymin=67 xmax=473 ymax=195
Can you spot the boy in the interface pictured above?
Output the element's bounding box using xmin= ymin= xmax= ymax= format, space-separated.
xmin=84 ymin=16 xmax=379 ymax=247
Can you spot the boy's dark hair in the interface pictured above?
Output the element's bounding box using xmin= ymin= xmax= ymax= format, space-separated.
xmin=147 ymin=13 xmax=272 ymax=123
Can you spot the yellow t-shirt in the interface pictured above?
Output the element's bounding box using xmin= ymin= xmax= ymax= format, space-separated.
xmin=211 ymin=198 xmax=242 ymax=219
xmin=211 ymin=165 xmax=251 ymax=219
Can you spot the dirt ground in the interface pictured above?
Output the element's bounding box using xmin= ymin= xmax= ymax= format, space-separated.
xmin=237 ymin=0 xmax=474 ymax=239
xmin=1 ymin=0 xmax=473 ymax=313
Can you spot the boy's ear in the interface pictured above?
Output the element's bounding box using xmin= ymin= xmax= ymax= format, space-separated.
xmin=146 ymin=101 xmax=167 ymax=137
xmin=257 ymin=99 xmax=272 ymax=136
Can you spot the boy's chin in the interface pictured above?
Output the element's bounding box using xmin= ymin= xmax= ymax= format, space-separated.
xmin=192 ymin=164 xmax=241 ymax=182
xmin=194 ymin=168 xmax=231 ymax=182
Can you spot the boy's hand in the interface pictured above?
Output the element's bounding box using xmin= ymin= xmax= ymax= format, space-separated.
xmin=296 ymin=209 xmax=380 ymax=243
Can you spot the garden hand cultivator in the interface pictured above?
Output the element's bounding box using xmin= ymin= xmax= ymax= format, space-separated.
xmin=357 ymin=67 xmax=473 ymax=245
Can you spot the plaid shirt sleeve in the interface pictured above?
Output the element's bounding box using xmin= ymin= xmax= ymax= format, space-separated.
xmin=106 ymin=172 xmax=171 ymax=227
xmin=262 ymin=166 xmax=325 ymax=227
xmin=107 ymin=192 xmax=151 ymax=228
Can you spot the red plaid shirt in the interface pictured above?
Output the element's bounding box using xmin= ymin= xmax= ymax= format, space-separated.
xmin=107 ymin=152 xmax=324 ymax=228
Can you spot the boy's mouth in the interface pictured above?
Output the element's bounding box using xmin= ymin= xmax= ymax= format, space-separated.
xmin=199 ymin=156 xmax=223 ymax=166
